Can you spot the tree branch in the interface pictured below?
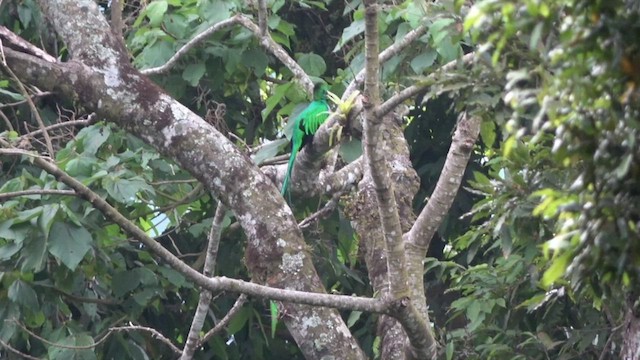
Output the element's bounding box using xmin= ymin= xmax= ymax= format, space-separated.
xmin=376 ymin=52 xmax=476 ymax=118
xmin=406 ymin=112 xmax=481 ymax=251
xmin=181 ymin=202 xmax=227 ymax=360
xmin=361 ymin=1 xmax=437 ymax=358
xmin=0 ymin=189 xmax=76 ymax=201
xmin=110 ymin=325 xmax=181 ymax=355
xmin=197 ymin=294 xmax=248 ymax=347
xmin=362 ymin=0 xmax=408 ymax=303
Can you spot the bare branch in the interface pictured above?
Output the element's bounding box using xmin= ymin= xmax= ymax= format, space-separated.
xmin=181 ymin=202 xmax=227 ymax=360
xmin=142 ymin=17 xmax=240 ymax=75
xmin=235 ymin=15 xmax=313 ymax=94
xmin=19 ymin=117 xmax=96 ymax=139
xmin=0 ymin=91 xmax=53 ymax=109
xmin=343 ymin=24 xmax=428 ymax=99
xmin=141 ymin=14 xmax=313 ymax=94
xmin=198 ymin=294 xmax=248 ymax=347
xmin=298 ymin=192 xmax=341 ymax=229
xmin=0 ymin=189 xmax=76 ymax=201
xmin=362 ymin=1 xmax=437 ymax=358
xmin=0 ymin=61 xmax=55 ymax=156
xmin=406 ymin=112 xmax=481 ymax=251
xmin=110 ymin=325 xmax=181 ymax=355
xmin=0 ymin=338 xmax=41 ymax=360
xmin=376 ymin=52 xmax=476 ymax=118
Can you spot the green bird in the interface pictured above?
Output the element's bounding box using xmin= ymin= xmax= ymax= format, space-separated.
xmin=281 ymin=84 xmax=330 ymax=196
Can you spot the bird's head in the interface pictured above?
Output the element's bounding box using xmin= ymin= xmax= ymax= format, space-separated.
xmin=313 ymin=83 xmax=329 ymax=101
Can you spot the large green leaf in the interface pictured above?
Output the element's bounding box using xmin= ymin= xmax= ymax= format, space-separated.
xmin=48 ymin=222 xmax=92 ymax=271
xmin=7 ymin=279 xmax=39 ymax=309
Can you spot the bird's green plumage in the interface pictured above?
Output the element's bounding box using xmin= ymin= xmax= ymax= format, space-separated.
xmin=281 ymin=85 xmax=330 ymax=196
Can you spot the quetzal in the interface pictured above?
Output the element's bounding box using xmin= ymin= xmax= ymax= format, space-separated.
xmin=281 ymin=84 xmax=330 ymax=196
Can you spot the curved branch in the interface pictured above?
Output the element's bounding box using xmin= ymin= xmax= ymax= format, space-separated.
xmin=142 ymin=17 xmax=240 ymax=75
xmin=405 ymin=112 xmax=481 ymax=251
xmin=141 ymin=15 xmax=313 ymax=95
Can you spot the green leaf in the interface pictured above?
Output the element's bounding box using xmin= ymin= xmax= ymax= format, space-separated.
xmin=297 ymin=53 xmax=327 ymax=77
xmin=8 ymin=280 xmax=39 ymax=309
xmin=241 ymin=48 xmax=268 ymax=77
xmin=410 ymin=50 xmax=437 ymax=74
xmin=77 ymin=125 xmax=110 ymax=156
xmin=347 ymin=311 xmax=362 ymax=328
xmin=0 ymin=242 xmax=22 ymax=260
xmin=480 ymin=120 xmax=496 ymax=147
xmin=145 ymin=0 xmax=169 ymax=27
xmin=39 ymin=204 xmax=59 ymax=238
xmin=0 ymin=88 xmax=25 ymax=101
xmin=157 ymin=266 xmax=187 ymax=288
xmin=270 ymin=301 xmax=278 ymax=338
xmin=252 ymin=139 xmax=289 ymax=165
xmin=113 ymin=270 xmax=142 ymax=297
xmin=49 ymin=334 xmax=97 ymax=360
xmin=333 ymin=19 xmax=365 ymax=52
xmin=430 ymin=18 xmax=455 ymax=44
xmin=226 ymin=306 xmax=250 ymax=334
xmin=182 ymin=62 xmax=206 ymax=87
xmin=262 ymin=82 xmax=292 ymax=120
xmin=21 ymin=235 xmax=48 ymax=272
xmin=338 ymin=138 xmax=362 ymax=163
xmin=542 ymin=250 xmax=572 ymax=287
xmin=49 ymin=222 xmax=92 ymax=271
xmin=103 ymin=176 xmax=154 ymax=204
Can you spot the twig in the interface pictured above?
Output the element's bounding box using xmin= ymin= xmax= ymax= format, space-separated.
xmin=0 ymin=62 xmax=55 ymax=156
xmin=0 ymin=109 xmax=13 ymax=131
xmin=110 ymin=325 xmax=181 ymax=355
xmin=181 ymin=202 xmax=227 ymax=360
xmin=0 ymin=189 xmax=76 ymax=201
xmin=0 ymin=91 xmax=53 ymax=109
xmin=142 ymin=17 xmax=240 ymax=75
xmin=298 ymin=193 xmax=341 ymax=230
xmin=0 ymin=338 xmax=40 ymax=360
xmin=141 ymin=15 xmax=313 ymax=95
xmin=19 ymin=117 xmax=96 ymax=139
xmin=10 ymin=319 xmax=109 ymax=350
xmin=343 ymin=24 xmax=428 ymax=99
xmin=197 ymin=294 xmax=248 ymax=347
xmin=0 ymin=25 xmax=57 ymax=63
xmin=376 ymin=52 xmax=476 ymax=118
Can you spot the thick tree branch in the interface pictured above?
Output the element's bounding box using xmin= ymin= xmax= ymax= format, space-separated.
xmin=406 ymin=112 xmax=481 ymax=250
xmin=362 ymin=1 xmax=437 ymax=358
xmin=362 ymin=0 xmax=407 ymax=304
